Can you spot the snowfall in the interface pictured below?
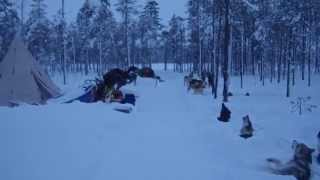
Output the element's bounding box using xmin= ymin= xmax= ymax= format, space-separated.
xmin=1 ymin=65 xmax=319 ymax=180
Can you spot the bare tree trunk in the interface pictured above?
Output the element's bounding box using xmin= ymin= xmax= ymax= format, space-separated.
xmin=214 ymin=15 xmax=222 ymax=99
xmin=229 ymin=23 xmax=233 ymax=75
xmin=261 ymin=53 xmax=265 ymax=86
xmin=164 ymin=45 xmax=168 ymax=71
xmin=251 ymin=39 xmax=255 ymax=75
xmin=240 ymin=26 xmax=244 ymax=89
xmin=85 ymin=49 xmax=89 ymax=75
xmin=125 ymin=7 xmax=130 ymax=67
xmin=21 ymin=0 xmax=25 ymax=26
xmin=62 ymin=0 xmax=67 ymax=84
xmin=99 ymin=39 xmax=102 ymax=75
xmin=292 ymin=42 xmax=296 ymax=86
xmin=211 ymin=0 xmax=216 ymax=95
xmin=308 ymin=34 xmax=311 ymax=87
xmin=302 ymin=25 xmax=306 ymax=81
xmin=198 ymin=2 xmax=202 ymax=75
xmin=223 ymin=0 xmax=230 ymax=102
xmin=72 ymin=36 xmax=76 ymax=73
xmin=286 ymin=53 xmax=291 ymax=97
xmin=316 ymin=37 xmax=319 ymax=73
xmin=270 ymin=44 xmax=274 ymax=83
xmin=286 ymin=32 xmax=292 ymax=98
xmin=277 ymin=37 xmax=282 ymax=83
xmin=283 ymin=41 xmax=287 ymax=81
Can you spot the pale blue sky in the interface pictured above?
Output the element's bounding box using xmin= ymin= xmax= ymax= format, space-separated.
xmin=13 ymin=0 xmax=187 ymax=25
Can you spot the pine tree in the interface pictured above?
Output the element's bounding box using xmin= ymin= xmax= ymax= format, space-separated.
xmin=93 ymin=0 xmax=116 ymax=74
xmin=24 ymin=0 xmax=52 ymax=64
xmin=187 ymin=0 xmax=203 ymax=73
xmin=116 ymin=0 xmax=137 ymax=67
xmin=76 ymin=0 xmax=95 ymax=75
xmin=50 ymin=10 xmax=64 ymax=71
xmin=140 ymin=0 xmax=162 ymax=67
xmin=0 ymin=0 xmax=18 ymax=61
xmin=168 ymin=15 xmax=186 ymax=72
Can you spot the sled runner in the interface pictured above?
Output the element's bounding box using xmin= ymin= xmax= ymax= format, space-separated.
xmin=112 ymin=102 xmax=134 ymax=114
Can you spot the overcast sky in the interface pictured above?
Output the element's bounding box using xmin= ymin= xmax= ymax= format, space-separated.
xmin=13 ymin=0 xmax=187 ymax=25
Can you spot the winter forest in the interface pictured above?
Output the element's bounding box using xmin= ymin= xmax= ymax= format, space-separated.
xmin=1 ymin=0 xmax=320 ymax=180
xmin=1 ymin=0 xmax=320 ymax=98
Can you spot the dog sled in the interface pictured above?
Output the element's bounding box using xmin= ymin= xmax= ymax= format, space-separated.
xmin=64 ymin=66 xmax=165 ymax=113
xmin=66 ymin=86 xmax=137 ymax=114
xmin=65 ymin=74 xmax=137 ymax=114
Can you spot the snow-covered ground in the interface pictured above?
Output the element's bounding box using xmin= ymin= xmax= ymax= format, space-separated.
xmin=1 ymin=69 xmax=319 ymax=180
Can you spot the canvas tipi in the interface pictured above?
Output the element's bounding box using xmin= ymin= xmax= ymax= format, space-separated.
xmin=0 ymin=34 xmax=61 ymax=106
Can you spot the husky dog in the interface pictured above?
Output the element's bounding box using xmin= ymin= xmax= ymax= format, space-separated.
xmin=217 ymin=103 xmax=231 ymax=122
xmin=188 ymin=79 xmax=206 ymax=94
xmin=267 ymin=140 xmax=315 ymax=180
xmin=240 ymin=115 xmax=254 ymax=139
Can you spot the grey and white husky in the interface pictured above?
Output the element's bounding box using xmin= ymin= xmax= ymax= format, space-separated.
xmin=267 ymin=140 xmax=315 ymax=180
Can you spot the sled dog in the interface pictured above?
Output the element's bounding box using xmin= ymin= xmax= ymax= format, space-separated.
xmin=267 ymin=140 xmax=315 ymax=180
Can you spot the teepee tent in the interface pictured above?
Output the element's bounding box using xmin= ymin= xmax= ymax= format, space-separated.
xmin=0 ymin=34 xmax=61 ymax=106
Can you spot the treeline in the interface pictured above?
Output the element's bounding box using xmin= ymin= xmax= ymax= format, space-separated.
xmin=0 ymin=0 xmax=162 ymax=75
xmin=1 ymin=0 xmax=320 ymax=98
xmin=165 ymin=0 xmax=320 ymax=99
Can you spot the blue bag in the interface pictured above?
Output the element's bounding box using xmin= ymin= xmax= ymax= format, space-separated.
xmin=121 ymin=94 xmax=136 ymax=106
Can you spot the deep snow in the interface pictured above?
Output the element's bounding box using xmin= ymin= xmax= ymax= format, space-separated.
xmin=1 ymin=68 xmax=319 ymax=180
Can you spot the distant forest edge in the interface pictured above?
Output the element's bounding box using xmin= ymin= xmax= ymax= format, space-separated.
xmin=1 ymin=0 xmax=320 ymax=99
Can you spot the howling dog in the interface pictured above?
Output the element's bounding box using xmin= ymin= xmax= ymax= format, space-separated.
xmin=267 ymin=140 xmax=315 ymax=180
